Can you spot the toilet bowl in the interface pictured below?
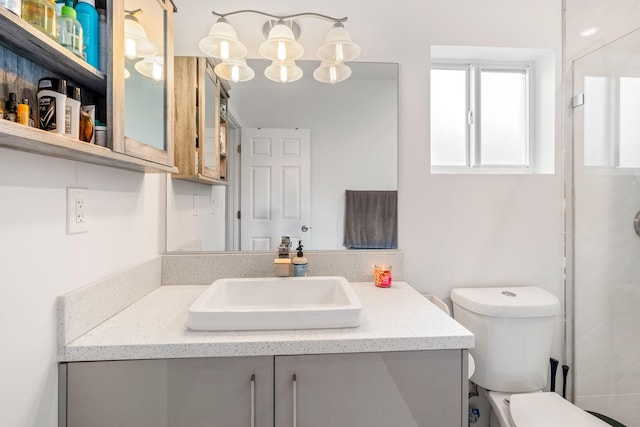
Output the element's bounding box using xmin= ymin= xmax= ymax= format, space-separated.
xmin=450 ymin=286 xmax=610 ymax=427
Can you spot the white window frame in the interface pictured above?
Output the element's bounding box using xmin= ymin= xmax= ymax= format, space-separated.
xmin=431 ymin=60 xmax=535 ymax=173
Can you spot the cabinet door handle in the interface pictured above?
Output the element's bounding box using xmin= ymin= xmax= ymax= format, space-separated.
xmin=292 ymin=374 xmax=297 ymax=427
xmin=251 ymin=374 xmax=255 ymax=427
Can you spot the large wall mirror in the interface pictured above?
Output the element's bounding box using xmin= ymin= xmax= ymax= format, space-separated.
xmin=166 ymin=59 xmax=398 ymax=252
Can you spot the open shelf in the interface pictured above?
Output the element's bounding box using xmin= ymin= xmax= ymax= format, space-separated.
xmin=0 ymin=120 xmax=177 ymax=173
xmin=172 ymin=173 xmax=229 ymax=185
xmin=0 ymin=7 xmax=106 ymax=94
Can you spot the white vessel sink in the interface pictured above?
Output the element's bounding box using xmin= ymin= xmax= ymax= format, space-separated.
xmin=188 ymin=276 xmax=363 ymax=331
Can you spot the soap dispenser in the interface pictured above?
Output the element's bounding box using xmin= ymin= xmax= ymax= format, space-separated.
xmin=292 ymin=241 xmax=308 ymax=277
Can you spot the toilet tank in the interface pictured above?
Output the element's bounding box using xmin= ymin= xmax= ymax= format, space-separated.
xmin=450 ymin=286 xmax=559 ymax=393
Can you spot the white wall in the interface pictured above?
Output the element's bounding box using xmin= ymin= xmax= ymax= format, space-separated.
xmin=0 ymin=148 xmax=165 ymax=426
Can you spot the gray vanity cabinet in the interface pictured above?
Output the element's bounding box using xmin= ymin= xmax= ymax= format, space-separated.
xmin=62 ymin=350 xmax=466 ymax=427
xmin=63 ymin=356 xmax=274 ymax=427
xmin=275 ymin=350 xmax=465 ymax=427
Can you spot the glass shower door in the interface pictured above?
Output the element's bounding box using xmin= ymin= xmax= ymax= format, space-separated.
xmin=572 ymin=27 xmax=640 ymax=427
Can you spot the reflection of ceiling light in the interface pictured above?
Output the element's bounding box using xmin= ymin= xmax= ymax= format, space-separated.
xmin=199 ymin=10 xmax=360 ymax=84
xmin=580 ymin=26 xmax=599 ymax=37
xmin=135 ymin=56 xmax=164 ymax=81
xmin=124 ymin=9 xmax=157 ymax=59
xmin=214 ymin=58 xmax=255 ymax=83
xmin=124 ymin=67 xmax=130 ymax=79
xmin=265 ymin=60 xmax=303 ymax=83
xmin=314 ymin=61 xmax=352 ymax=84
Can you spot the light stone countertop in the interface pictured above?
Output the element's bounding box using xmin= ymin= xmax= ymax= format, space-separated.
xmin=59 ymin=281 xmax=474 ymax=362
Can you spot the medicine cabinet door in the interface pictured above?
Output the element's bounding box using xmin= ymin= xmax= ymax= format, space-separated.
xmin=111 ymin=0 xmax=175 ymax=167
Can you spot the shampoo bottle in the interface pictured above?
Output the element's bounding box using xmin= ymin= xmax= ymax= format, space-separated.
xmin=292 ymin=241 xmax=308 ymax=277
xmin=74 ymin=0 xmax=98 ymax=67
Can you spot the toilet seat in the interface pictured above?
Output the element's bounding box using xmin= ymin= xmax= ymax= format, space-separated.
xmin=507 ymin=392 xmax=610 ymax=427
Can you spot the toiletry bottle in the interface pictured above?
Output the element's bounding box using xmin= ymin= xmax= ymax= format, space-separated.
xmin=53 ymin=0 xmax=63 ymax=16
xmin=58 ymin=0 xmax=84 ymax=58
xmin=17 ymin=100 xmax=29 ymax=126
xmin=292 ymin=241 xmax=308 ymax=277
xmin=4 ymin=92 xmax=18 ymax=122
xmin=97 ymin=8 xmax=106 ymax=72
xmin=37 ymin=77 xmax=67 ymax=133
xmin=57 ymin=1 xmax=83 ymax=58
xmin=79 ymin=105 xmax=94 ymax=142
xmin=65 ymin=85 xmax=81 ymax=138
xmin=0 ymin=0 xmax=22 ymax=16
xmin=22 ymin=0 xmax=56 ymax=40
xmin=74 ymin=0 xmax=98 ymax=68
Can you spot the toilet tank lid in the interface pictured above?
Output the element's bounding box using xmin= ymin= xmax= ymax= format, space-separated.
xmin=450 ymin=287 xmax=559 ymax=317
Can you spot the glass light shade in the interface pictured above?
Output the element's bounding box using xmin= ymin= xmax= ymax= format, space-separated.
xmin=124 ymin=67 xmax=130 ymax=79
xmin=199 ymin=20 xmax=247 ymax=60
xmin=259 ymin=23 xmax=304 ymax=61
xmin=124 ymin=15 xmax=158 ymax=59
xmin=317 ymin=25 xmax=361 ymax=62
xmin=135 ymin=56 xmax=164 ymax=81
xmin=215 ymin=59 xmax=255 ymax=83
xmin=313 ymin=61 xmax=352 ymax=84
xmin=264 ymin=60 xmax=303 ymax=83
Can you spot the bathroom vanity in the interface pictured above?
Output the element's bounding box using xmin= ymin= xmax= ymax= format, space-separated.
xmin=57 ymin=256 xmax=474 ymax=426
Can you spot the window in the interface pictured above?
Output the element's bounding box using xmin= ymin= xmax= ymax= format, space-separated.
xmin=431 ymin=62 xmax=533 ymax=171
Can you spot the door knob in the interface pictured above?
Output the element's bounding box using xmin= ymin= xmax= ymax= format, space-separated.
xmin=301 ymin=225 xmax=310 ymax=232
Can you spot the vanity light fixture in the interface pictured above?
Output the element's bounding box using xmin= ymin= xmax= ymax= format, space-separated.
xmin=199 ymin=10 xmax=361 ymax=84
xmin=124 ymin=9 xmax=157 ymax=59
xmin=199 ymin=17 xmax=248 ymax=60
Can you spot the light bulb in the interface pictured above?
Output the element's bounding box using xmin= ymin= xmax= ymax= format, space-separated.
xmin=231 ymin=64 xmax=240 ymax=82
xmin=277 ymin=41 xmax=287 ymax=61
xmin=330 ymin=65 xmax=337 ymax=84
xmin=152 ymin=62 xmax=162 ymax=81
xmin=280 ymin=65 xmax=288 ymax=83
xmin=125 ymin=38 xmax=137 ymax=59
xmin=220 ymin=40 xmax=230 ymax=60
xmin=335 ymin=43 xmax=344 ymax=62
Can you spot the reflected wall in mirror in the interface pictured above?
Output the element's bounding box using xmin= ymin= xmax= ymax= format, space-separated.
xmin=124 ymin=0 xmax=166 ymax=150
xmin=166 ymin=60 xmax=398 ymax=252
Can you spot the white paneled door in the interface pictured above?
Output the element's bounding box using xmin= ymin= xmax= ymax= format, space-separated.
xmin=240 ymin=128 xmax=311 ymax=251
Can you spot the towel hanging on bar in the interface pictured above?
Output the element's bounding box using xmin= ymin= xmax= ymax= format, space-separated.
xmin=344 ymin=190 xmax=397 ymax=249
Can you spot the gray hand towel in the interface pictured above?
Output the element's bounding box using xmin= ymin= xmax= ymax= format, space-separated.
xmin=344 ymin=190 xmax=398 ymax=249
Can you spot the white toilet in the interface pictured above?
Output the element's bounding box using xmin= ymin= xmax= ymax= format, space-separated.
xmin=450 ymin=286 xmax=610 ymax=427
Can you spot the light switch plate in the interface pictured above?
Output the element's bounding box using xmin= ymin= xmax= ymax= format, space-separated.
xmin=67 ymin=188 xmax=88 ymax=234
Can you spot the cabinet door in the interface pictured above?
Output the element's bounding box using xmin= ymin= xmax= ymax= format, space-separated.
xmin=65 ymin=356 xmax=274 ymax=427
xmin=111 ymin=0 xmax=175 ymax=167
xmin=274 ymin=350 xmax=465 ymax=427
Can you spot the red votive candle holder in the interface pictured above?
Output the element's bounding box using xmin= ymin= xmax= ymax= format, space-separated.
xmin=374 ymin=264 xmax=392 ymax=288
